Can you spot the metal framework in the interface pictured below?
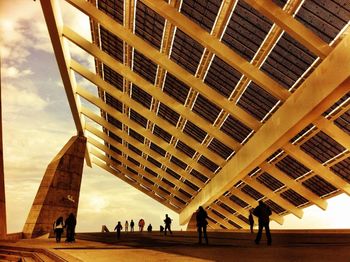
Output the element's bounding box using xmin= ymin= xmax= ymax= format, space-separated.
xmin=41 ymin=0 xmax=350 ymax=229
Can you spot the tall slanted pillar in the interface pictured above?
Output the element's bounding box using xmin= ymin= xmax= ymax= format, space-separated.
xmin=0 ymin=56 xmax=7 ymax=239
xmin=23 ymin=135 xmax=86 ymax=238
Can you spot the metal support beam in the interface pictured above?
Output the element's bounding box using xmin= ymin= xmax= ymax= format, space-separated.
xmin=40 ymin=0 xmax=83 ymax=135
xmin=179 ymin=34 xmax=350 ymax=224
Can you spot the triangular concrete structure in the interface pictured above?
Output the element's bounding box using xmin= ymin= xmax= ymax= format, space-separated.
xmin=23 ymin=136 xmax=86 ymax=238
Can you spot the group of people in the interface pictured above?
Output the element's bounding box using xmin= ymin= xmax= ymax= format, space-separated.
xmin=196 ymin=200 xmax=272 ymax=246
xmin=53 ymin=213 xmax=77 ymax=243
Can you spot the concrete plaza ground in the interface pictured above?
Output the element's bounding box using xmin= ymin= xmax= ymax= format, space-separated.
xmin=1 ymin=230 xmax=350 ymax=261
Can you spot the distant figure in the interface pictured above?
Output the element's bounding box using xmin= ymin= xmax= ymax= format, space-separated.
xmin=65 ymin=213 xmax=76 ymax=243
xmin=249 ymin=210 xmax=254 ymax=233
xmin=138 ymin=219 xmax=145 ymax=232
xmin=101 ymin=225 xmax=110 ymax=232
xmin=130 ymin=219 xmax=135 ymax=232
xmin=125 ymin=220 xmax=129 ymax=232
xmin=196 ymin=206 xmax=208 ymax=244
xmin=160 ymin=225 xmax=164 ymax=232
xmin=253 ymin=200 xmax=272 ymax=245
xmin=53 ymin=216 xmax=64 ymax=243
xmin=147 ymin=224 xmax=152 ymax=232
xmin=164 ymin=214 xmax=172 ymax=235
xmin=114 ymin=221 xmax=123 ymax=239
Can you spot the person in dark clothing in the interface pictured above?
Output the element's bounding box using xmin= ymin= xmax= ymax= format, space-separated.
xmin=147 ymin=224 xmax=152 ymax=232
xmin=114 ymin=221 xmax=123 ymax=239
xmin=65 ymin=213 xmax=77 ymax=243
xmin=160 ymin=225 xmax=164 ymax=232
xmin=130 ymin=219 xmax=135 ymax=232
xmin=249 ymin=210 xmax=254 ymax=233
xmin=196 ymin=206 xmax=208 ymax=244
xmin=53 ymin=216 xmax=64 ymax=243
xmin=164 ymin=214 xmax=172 ymax=235
xmin=253 ymin=200 xmax=272 ymax=245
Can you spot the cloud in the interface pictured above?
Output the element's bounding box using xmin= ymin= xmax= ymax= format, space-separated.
xmin=2 ymin=66 xmax=33 ymax=78
xmin=3 ymin=83 xmax=48 ymax=113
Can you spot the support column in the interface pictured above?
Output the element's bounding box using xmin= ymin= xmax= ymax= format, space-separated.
xmin=0 ymin=57 xmax=7 ymax=239
xmin=23 ymin=135 xmax=86 ymax=238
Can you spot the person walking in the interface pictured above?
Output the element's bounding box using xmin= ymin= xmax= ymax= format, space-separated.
xmin=253 ymin=200 xmax=272 ymax=245
xmin=249 ymin=210 xmax=254 ymax=233
xmin=130 ymin=219 xmax=135 ymax=232
xmin=138 ymin=219 xmax=145 ymax=232
xmin=196 ymin=206 xmax=208 ymax=244
xmin=114 ymin=221 xmax=123 ymax=239
xmin=164 ymin=214 xmax=172 ymax=235
xmin=125 ymin=220 xmax=129 ymax=232
xmin=65 ymin=213 xmax=77 ymax=243
xmin=53 ymin=216 xmax=64 ymax=243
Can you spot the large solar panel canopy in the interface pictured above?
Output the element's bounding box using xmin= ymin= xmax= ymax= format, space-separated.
xmin=41 ymin=0 xmax=350 ymax=229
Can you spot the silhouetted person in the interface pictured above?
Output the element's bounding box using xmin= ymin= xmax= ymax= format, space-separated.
xmin=147 ymin=224 xmax=152 ymax=232
xmin=160 ymin=225 xmax=164 ymax=232
xmin=196 ymin=206 xmax=208 ymax=244
xmin=138 ymin=219 xmax=145 ymax=232
xmin=53 ymin=216 xmax=64 ymax=243
xmin=164 ymin=214 xmax=172 ymax=235
xmin=249 ymin=210 xmax=254 ymax=233
xmin=114 ymin=221 xmax=123 ymax=239
xmin=253 ymin=200 xmax=272 ymax=245
xmin=125 ymin=220 xmax=129 ymax=232
xmin=130 ymin=219 xmax=135 ymax=232
xmin=65 ymin=213 xmax=76 ymax=243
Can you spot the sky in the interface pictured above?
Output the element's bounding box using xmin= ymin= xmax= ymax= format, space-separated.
xmin=1 ymin=0 xmax=350 ymax=234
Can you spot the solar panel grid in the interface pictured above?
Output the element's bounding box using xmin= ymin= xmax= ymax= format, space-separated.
xmin=295 ymin=0 xmax=350 ymax=44
xmin=204 ymin=56 xmax=242 ymax=98
xmin=170 ymin=29 xmax=204 ymax=75
xmin=175 ymin=140 xmax=196 ymax=158
xmin=157 ymin=102 xmax=180 ymax=126
xmin=129 ymin=109 xmax=148 ymax=128
xmin=302 ymin=175 xmax=338 ymax=197
xmin=82 ymin=0 xmax=350 ymax=228
xmin=280 ymin=189 xmax=309 ymax=207
xmin=265 ymin=199 xmax=286 ymax=214
xmin=180 ymin=0 xmax=221 ymax=32
xmin=135 ymin=1 xmax=165 ymax=50
xmin=256 ymin=172 xmax=285 ymax=191
xmin=220 ymin=115 xmax=253 ymax=143
xmin=300 ymin=131 xmax=346 ymax=163
xmin=208 ymin=138 xmax=234 ymax=160
xmin=197 ymin=155 xmax=219 ymax=172
xmin=275 ymin=155 xmax=311 ymax=179
xmin=221 ymin=1 xmax=273 ymax=61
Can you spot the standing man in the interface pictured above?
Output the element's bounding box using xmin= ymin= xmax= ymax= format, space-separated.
xmin=65 ymin=213 xmax=77 ymax=243
xmin=196 ymin=206 xmax=208 ymax=244
xmin=253 ymin=200 xmax=272 ymax=245
xmin=114 ymin=221 xmax=123 ymax=239
xmin=130 ymin=219 xmax=135 ymax=232
xmin=164 ymin=214 xmax=172 ymax=235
